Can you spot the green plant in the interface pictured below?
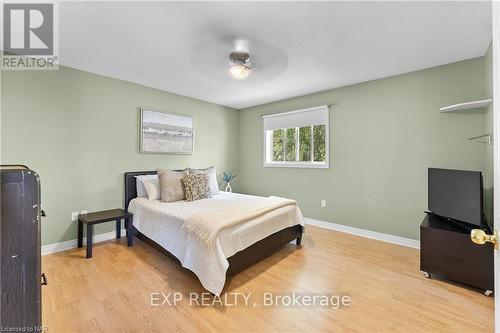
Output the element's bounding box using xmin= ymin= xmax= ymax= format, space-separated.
xmin=222 ymin=172 xmax=236 ymax=183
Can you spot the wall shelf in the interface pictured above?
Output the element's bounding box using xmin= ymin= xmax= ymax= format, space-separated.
xmin=469 ymin=134 xmax=493 ymax=145
xmin=439 ymin=99 xmax=492 ymax=113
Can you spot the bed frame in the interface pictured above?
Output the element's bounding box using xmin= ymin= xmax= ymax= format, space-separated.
xmin=124 ymin=171 xmax=304 ymax=277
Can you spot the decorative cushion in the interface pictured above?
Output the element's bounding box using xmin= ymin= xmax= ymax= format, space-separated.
xmin=182 ymin=173 xmax=210 ymax=202
xmin=142 ymin=177 xmax=160 ymax=200
xmin=189 ymin=166 xmax=219 ymax=196
xmin=157 ymin=169 xmax=189 ymax=203
xmin=135 ymin=174 xmax=157 ymax=198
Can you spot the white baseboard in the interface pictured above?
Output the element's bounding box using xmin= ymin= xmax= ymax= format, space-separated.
xmin=42 ymin=229 xmax=127 ymax=256
xmin=304 ymin=217 xmax=420 ymax=249
xmin=42 ymin=218 xmax=419 ymax=256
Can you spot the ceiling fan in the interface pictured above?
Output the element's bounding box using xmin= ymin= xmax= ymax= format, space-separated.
xmin=190 ymin=37 xmax=287 ymax=83
xmin=227 ymin=39 xmax=254 ymax=80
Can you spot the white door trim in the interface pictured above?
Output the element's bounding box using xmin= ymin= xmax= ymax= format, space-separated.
xmin=491 ymin=1 xmax=499 ymax=331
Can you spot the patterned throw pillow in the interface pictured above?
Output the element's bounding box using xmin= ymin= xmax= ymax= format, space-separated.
xmin=188 ymin=166 xmax=219 ymax=196
xmin=182 ymin=174 xmax=210 ymax=201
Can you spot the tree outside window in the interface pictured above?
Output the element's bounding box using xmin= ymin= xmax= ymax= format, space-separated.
xmin=270 ymin=125 xmax=326 ymax=164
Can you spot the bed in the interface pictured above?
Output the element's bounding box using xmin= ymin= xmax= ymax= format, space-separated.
xmin=124 ymin=171 xmax=304 ymax=295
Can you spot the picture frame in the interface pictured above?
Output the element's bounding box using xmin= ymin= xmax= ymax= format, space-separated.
xmin=139 ymin=107 xmax=194 ymax=155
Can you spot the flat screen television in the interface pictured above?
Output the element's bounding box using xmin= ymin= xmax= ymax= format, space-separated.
xmin=428 ymin=168 xmax=484 ymax=228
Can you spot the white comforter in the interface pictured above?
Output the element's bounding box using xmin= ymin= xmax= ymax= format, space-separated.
xmin=128 ymin=192 xmax=304 ymax=295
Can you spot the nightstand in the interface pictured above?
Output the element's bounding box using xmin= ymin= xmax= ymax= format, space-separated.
xmin=77 ymin=208 xmax=133 ymax=258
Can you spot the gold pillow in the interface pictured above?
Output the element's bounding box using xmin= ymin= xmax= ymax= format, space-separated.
xmin=182 ymin=174 xmax=210 ymax=201
xmin=157 ymin=169 xmax=188 ymax=203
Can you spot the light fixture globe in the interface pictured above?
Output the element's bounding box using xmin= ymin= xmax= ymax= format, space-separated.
xmin=228 ymin=51 xmax=252 ymax=79
xmin=228 ymin=64 xmax=251 ymax=79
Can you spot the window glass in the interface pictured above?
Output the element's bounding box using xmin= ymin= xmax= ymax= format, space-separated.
xmin=272 ymin=129 xmax=284 ymax=162
xmin=299 ymin=126 xmax=311 ymax=162
xmin=313 ymin=125 xmax=326 ymax=162
xmin=285 ymin=128 xmax=296 ymax=161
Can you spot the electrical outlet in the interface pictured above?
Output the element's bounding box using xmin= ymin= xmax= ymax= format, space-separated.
xmin=80 ymin=210 xmax=88 ymax=215
xmin=321 ymin=200 xmax=326 ymax=208
xmin=71 ymin=211 xmax=79 ymax=222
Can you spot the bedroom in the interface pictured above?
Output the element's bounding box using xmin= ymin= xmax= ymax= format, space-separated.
xmin=0 ymin=1 xmax=499 ymax=332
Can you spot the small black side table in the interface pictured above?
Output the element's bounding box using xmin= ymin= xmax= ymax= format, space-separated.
xmin=78 ymin=208 xmax=133 ymax=258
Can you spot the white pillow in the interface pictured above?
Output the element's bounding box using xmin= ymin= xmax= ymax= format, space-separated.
xmin=135 ymin=174 xmax=158 ymax=198
xmin=189 ymin=166 xmax=219 ymax=196
xmin=143 ymin=178 xmax=161 ymax=200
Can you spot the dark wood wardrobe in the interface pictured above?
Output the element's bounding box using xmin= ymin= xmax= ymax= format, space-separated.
xmin=0 ymin=165 xmax=45 ymax=330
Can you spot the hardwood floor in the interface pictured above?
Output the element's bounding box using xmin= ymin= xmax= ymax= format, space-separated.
xmin=42 ymin=226 xmax=494 ymax=332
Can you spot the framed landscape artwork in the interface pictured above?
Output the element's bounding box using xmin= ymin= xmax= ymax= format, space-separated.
xmin=140 ymin=108 xmax=194 ymax=155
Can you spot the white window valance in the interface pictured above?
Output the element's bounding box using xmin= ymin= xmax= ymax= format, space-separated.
xmin=262 ymin=105 xmax=329 ymax=131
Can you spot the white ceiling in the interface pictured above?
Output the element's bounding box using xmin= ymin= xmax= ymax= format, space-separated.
xmin=59 ymin=1 xmax=492 ymax=109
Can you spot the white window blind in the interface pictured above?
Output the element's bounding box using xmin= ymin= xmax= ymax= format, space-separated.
xmin=262 ymin=105 xmax=329 ymax=131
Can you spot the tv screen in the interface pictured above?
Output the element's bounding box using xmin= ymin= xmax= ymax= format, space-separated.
xmin=428 ymin=168 xmax=483 ymax=227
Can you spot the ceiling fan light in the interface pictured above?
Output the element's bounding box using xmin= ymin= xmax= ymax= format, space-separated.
xmin=228 ymin=64 xmax=251 ymax=80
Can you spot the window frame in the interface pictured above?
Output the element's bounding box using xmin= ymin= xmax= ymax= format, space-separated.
xmin=262 ymin=107 xmax=330 ymax=169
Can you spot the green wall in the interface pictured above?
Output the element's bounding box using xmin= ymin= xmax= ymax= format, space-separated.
xmin=238 ymin=57 xmax=491 ymax=240
xmin=1 ymin=66 xmax=239 ymax=245
xmin=1 ymin=53 xmax=493 ymax=245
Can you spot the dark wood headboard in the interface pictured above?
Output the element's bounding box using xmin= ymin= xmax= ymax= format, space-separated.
xmin=124 ymin=170 xmax=183 ymax=211
xmin=124 ymin=171 xmax=156 ymax=211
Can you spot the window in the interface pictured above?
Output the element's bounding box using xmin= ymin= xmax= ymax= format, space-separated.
xmin=263 ymin=106 xmax=329 ymax=168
